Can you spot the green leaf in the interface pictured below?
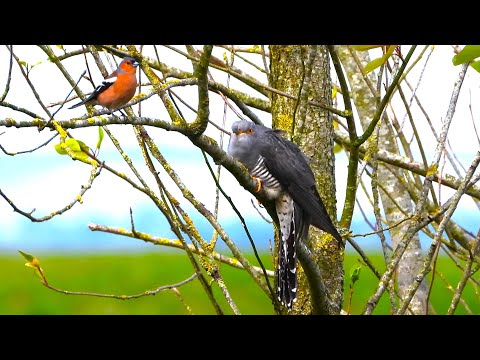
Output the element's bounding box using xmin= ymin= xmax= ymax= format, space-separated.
xmin=65 ymin=138 xmax=81 ymax=152
xmin=364 ymin=45 xmax=396 ymax=74
xmin=72 ymin=151 xmax=90 ymax=162
xmin=452 ymin=45 xmax=480 ymax=66
xmin=96 ymin=127 xmax=104 ymax=150
xmin=349 ymin=265 xmax=362 ymax=286
xmin=331 ymin=86 xmax=338 ymax=99
xmin=55 ymin=139 xmax=85 ymax=155
xmin=54 ymin=143 xmax=67 ymax=155
xmin=352 ymin=45 xmax=384 ymax=51
xmin=19 ymin=60 xmax=27 ymax=67
xmin=18 ymin=250 xmax=46 ymax=283
xmin=77 ymin=140 xmax=90 ymax=153
xmin=18 ymin=250 xmax=35 ymax=263
xmin=470 ymin=60 xmax=480 ymax=73
xmin=333 ymin=144 xmax=343 ymax=154
xmin=364 ymin=57 xmax=386 ymax=74
xmin=384 ymin=45 xmax=396 ymax=58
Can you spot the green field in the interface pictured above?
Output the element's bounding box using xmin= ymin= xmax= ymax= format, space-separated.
xmin=1 ymin=251 xmax=477 ymax=315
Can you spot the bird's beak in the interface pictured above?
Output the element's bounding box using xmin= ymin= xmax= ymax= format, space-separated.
xmin=132 ymin=61 xmax=139 ymax=68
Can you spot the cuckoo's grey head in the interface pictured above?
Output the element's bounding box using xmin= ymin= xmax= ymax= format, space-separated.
xmin=228 ymin=120 xmax=265 ymax=170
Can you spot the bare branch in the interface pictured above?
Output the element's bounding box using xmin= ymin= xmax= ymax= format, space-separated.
xmin=354 ymin=46 xmax=417 ymax=147
xmin=0 ymin=164 xmax=103 ymax=222
xmin=1 ymin=45 xmax=14 ymax=102
xmin=296 ymin=241 xmax=329 ymax=315
xmin=42 ymin=272 xmax=198 ymax=301
xmin=88 ymin=223 xmax=274 ymax=277
xmin=250 ymin=199 xmax=273 ymax=224
xmin=0 ymin=133 xmax=58 ymax=155
xmin=350 ymin=212 xmax=412 ymax=239
xmin=447 ymin=239 xmax=480 ymax=314
xmin=435 ymin=270 xmax=473 ymax=314
xmin=188 ymin=45 xmax=212 ymax=136
xmin=335 ymin=130 xmax=480 ymax=201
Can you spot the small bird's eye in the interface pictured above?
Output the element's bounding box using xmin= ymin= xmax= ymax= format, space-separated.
xmin=247 ymin=128 xmax=253 ymax=134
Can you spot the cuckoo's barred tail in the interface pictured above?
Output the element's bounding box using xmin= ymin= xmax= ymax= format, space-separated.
xmin=276 ymin=194 xmax=297 ymax=310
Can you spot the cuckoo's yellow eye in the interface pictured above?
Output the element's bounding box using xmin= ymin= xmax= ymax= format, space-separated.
xmin=247 ymin=128 xmax=253 ymax=134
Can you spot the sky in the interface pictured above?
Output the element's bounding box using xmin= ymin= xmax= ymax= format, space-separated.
xmin=1 ymin=45 xmax=479 ymax=257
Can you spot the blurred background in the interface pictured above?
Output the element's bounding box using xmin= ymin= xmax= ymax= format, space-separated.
xmin=1 ymin=45 xmax=479 ymax=314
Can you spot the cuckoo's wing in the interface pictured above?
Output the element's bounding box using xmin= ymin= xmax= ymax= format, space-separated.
xmin=259 ymin=130 xmax=343 ymax=245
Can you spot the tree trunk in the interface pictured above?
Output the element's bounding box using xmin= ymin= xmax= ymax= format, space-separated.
xmin=269 ymin=45 xmax=344 ymax=315
xmin=336 ymin=45 xmax=428 ymax=314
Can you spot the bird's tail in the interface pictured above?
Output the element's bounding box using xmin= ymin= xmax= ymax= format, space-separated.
xmin=68 ymin=100 xmax=84 ymax=109
xmin=277 ymin=228 xmax=297 ymax=310
xmin=276 ymin=194 xmax=300 ymax=310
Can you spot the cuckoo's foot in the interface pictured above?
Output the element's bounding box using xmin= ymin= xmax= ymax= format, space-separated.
xmin=251 ymin=176 xmax=262 ymax=192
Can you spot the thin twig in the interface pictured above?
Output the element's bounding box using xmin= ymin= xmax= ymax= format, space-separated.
xmin=354 ymin=198 xmax=376 ymax=232
xmin=350 ymin=214 xmax=412 ymax=238
xmin=354 ymin=46 xmax=417 ymax=147
xmin=42 ymin=272 xmax=198 ymax=300
xmin=447 ymin=239 xmax=480 ymax=314
xmin=1 ymin=45 xmax=14 ymax=102
xmin=250 ymin=199 xmax=273 ymax=224
xmin=468 ymin=89 xmax=480 ymax=147
xmin=0 ymin=164 xmax=102 ymax=222
xmin=435 ymin=270 xmax=473 ymax=314
xmin=0 ymin=133 xmax=58 ymax=155
xmin=10 ymin=47 xmax=53 ymax=121
xmin=170 ymin=287 xmax=194 ymax=314
xmin=425 ymin=238 xmax=442 ymax=315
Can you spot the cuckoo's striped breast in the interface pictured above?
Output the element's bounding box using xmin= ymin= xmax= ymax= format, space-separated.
xmin=250 ymin=156 xmax=283 ymax=199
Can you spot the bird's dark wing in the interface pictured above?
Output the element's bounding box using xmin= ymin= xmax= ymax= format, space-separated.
xmin=69 ymin=81 xmax=114 ymax=109
xmin=259 ymin=130 xmax=343 ymax=244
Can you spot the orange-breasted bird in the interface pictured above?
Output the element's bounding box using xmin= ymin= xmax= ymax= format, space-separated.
xmin=69 ymin=57 xmax=139 ymax=112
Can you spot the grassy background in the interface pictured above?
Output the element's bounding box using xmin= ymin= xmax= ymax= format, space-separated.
xmin=1 ymin=251 xmax=477 ymax=315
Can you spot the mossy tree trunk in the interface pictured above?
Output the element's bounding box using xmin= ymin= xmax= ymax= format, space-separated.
xmin=269 ymin=45 xmax=344 ymax=315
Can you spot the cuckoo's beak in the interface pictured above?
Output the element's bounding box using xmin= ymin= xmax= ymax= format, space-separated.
xmin=234 ymin=130 xmax=252 ymax=136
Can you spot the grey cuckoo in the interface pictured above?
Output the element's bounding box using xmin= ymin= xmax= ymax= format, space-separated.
xmin=228 ymin=120 xmax=343 ymax=310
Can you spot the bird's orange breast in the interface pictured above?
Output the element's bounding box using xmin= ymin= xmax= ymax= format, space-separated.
xmin=96 ymin=74 xmax=137 ymax=111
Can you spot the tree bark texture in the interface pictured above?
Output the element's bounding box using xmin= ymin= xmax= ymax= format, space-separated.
xmin=269 ymin=45 xmax=344 ymax=315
